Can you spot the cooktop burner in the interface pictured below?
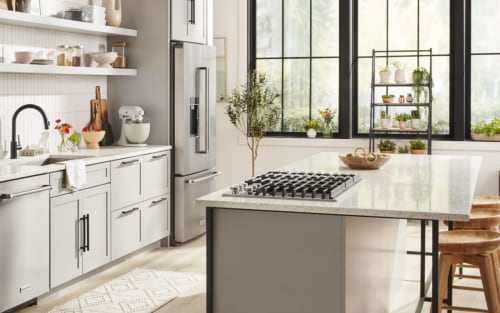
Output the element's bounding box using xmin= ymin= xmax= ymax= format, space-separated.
xmin=223 ymin=171 xmax=361 ymax=201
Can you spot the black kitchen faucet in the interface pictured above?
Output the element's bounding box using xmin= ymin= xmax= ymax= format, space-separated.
xmin=11 ymin=104 xmax=50 ymax=159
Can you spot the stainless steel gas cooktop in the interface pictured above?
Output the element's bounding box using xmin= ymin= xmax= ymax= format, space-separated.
xmin=223 ymin=171 xmax=361 ymax=201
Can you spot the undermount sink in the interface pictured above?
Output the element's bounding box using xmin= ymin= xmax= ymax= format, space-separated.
xmin=16 ymin=154 xmax=92 ymax=166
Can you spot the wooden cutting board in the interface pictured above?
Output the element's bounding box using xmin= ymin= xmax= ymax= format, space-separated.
xmin=89 ymin=86 xmax=105 ymax=130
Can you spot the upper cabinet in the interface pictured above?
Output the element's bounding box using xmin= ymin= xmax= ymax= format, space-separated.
xmin=171 ymin=0 xmax=207 ymax=44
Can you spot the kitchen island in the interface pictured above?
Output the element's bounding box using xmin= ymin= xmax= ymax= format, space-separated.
xmin=198 ymin=152 xmax=481 ymax=313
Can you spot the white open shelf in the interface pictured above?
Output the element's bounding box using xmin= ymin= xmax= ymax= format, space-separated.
xmin=0 ymin=63 xmax=137 ymax=76
xmin=0 ymin=10 xmax=137 ymax=37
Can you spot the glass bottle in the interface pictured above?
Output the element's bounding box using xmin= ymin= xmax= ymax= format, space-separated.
xmin=398 ymin=95 xmax=405 ymax=103
xmin=406 ymin=93 xmax=413 ymax=103
xmin=72 ymin=45 xmax=83 ymax=66
xmin=56 ymin=45 xmax=67 ymax=66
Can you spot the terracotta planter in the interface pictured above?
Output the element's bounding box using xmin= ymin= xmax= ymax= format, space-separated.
xmin=382 ymin=96 xmax=394 ymax=103
xmin=380 ymin=150 xmax=395 ymax=154
xmin=410 ymin=149 xmax=426 ymax=155
xmin=398 ymin=121 xmax=407 ymax=129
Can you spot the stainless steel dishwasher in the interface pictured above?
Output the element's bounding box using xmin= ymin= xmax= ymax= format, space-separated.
xmin=0 ymin=174 xmax=51 ymax=312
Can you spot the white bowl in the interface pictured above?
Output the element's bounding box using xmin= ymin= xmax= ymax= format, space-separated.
xmin=124 ymin=123 xmax=150 ymax=144
xmin=91 ymin=52 xmax=118 ymax=68
xmin=15 ymin=51 xmax=34 ymax=64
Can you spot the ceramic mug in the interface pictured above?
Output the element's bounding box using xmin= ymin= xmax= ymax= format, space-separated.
xmin=102 ymin=0 xmax=122 ymax=27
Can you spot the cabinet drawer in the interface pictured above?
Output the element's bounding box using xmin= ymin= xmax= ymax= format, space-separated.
xmin=111 ymin=204 xmax=141 ymax=260
xmin=141 ymin=194 xmax=169 ymax=246
xmin=143 ymin=151 xmax=170 ymax=200
xmin=111 ymin=157 xmax=142 ymax=210
xmin=49 ymin=162 xmax=111 ymax=197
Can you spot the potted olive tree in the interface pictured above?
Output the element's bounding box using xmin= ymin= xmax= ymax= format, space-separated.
xmin=225 ymin=70 xmax=280 ymax=176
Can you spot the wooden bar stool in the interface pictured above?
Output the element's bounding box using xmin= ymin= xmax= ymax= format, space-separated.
xmin=452 ymin=207 xmax=500 ymax=232
xmin=432 ymin=230 xmax=500 ymax=312
xmin=472 ymin=195 xmax=500 ymax=209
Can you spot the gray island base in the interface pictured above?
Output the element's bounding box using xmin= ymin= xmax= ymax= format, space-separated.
xmin=199 ymin=152 xmax=482 ymax=313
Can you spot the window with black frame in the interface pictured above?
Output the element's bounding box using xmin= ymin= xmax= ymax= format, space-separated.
xmin=470 ymin=0 xmax=500 ymax=128
xmin=355 ymin=0 xmax=450 ymax=136
xmin=253 ymin=0 xmax=340 ymax=136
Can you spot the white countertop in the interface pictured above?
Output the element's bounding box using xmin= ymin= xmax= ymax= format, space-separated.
xmin=0 ymin=145 xmax=171 ymax=182
xmin=198 ymin=152 xmax=482 ymax=221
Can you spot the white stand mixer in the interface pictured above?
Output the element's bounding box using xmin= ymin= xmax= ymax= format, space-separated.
xmin=116 ymin=106 xmax=149 ymax=146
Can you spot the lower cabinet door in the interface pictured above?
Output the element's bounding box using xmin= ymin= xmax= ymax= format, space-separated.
xmin=50 ymin=192 xmax=82 ymax=289
xmin=82 ymin=184 xmax=110 ymax=274
xmin=141 ymin=195 xmax=170 ymax=246
xmin=111 ymin=204 xmax=141 ymax=260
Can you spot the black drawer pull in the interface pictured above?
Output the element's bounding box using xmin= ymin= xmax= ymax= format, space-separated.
xmin=120 ymin=159 xmax=139 ymax=166
xmin=151 ymin=154 xmax=168 ymax=160
xmin=121 ymin=207 xmax=139 ymax=215
xmin=151 ymin=198 xmax=168 ymax=205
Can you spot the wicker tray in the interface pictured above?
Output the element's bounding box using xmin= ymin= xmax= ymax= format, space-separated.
xmin=339 ymin=147 xmax=390 ymax=170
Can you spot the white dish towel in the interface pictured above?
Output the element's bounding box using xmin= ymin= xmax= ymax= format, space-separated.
xmin=65 ymin=160 xmax=87 ymax=191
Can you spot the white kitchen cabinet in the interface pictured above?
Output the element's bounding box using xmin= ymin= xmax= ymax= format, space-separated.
xmin=110 ymin=150 xmax=171 ymax=260
xmin=111 ymin=203 xmax=141 ymax=259
xmin=143 ymin=152 xmax=170 ymax=200
xmin=142 ymin=194 xmax=170 ymax=246
xmin=171 ymin=0 xmax=207 ymax=44
xmin=50 ymin=184 xmax=110 ymax=288
xmin=110 ymin=156 xmax=142 ymax=210
xmin=0 ymin=175 xmax=51 ymax=313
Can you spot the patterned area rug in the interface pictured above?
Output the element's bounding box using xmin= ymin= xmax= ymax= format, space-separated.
xmin=48 ymin=268 xmax=205 ymax=313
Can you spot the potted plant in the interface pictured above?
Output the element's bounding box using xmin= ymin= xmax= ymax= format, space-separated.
xmin=395 ymin=113 xmax=410 ymax=129
xmin=398 ymin=145 xmax=409 ymax=154
xmin=377 ymin=139 xmax=396 ymax=153
xmin=303 ymin=119 xmax=321 ymax=138
xmin=380 ymin=111 xmax=391 ymax=129
xmin=410 ymin=109 xmax=421 ymax=129
xmin=67 ymin=131 xmax=81 ymax=152
xmin=381 ymin=94 xmax=395 ymax=103
xmin=409 ymin=138 xmax=426 ymax=154
xmin=379 ymin=65 xmax=392 ymax=84
xmin=225 ymin=70 xmax=281 ymax=176
xmin=412 ymin=67 xmax=432 ymax=103
xmin=471 ymin=118 xmax=500 ymax=141
xmin=392 ymin=61 xmax=406 ymax=84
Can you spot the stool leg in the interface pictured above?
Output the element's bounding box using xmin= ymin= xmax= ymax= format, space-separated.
xmin=477 ymin=253 xmax=500 ymax=312
xmin=432 ymin=254 xmax=453 ymax=313
xmin=492 ymin=251 xmax=500 ymax=299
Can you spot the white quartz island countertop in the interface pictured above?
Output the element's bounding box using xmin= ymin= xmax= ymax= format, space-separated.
xmin=198 ymin=152 xmax=482 ymax=221
xmin=0 ymin=145 xmax=171 ymax=183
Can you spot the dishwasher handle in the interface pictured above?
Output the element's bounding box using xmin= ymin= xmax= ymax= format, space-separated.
xmin=186 ymin=171 xmax=221 ymax=184
xmin=0 ymin=184 xmax=52 ymax=200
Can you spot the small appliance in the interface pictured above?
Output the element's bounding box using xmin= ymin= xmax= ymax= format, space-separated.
xmin=116 ymin=106 xmax=150 ymax=146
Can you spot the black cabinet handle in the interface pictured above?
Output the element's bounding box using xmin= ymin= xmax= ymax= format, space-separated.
xmin=120 ymin=159 xmax=139 ymax=167
xmin=85 ymin=214 xmax=90 ymax=252
xmin=80 ymin=216 xmax=86 ymax=251
xmin=151 ymin=154 xmax=168 ymax=160
xmin=151 ymin=197 xmax=168 ymax=206
xmin=189 ymin=0 xmax=195 ymax=24
xmin=121 ymin=207 xmax=139 ymax=215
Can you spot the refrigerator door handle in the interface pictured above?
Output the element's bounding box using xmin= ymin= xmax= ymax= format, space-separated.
xmin=185 ymin=171 xmax=221 ymax=184
xmin=195 ymin=67 xmax=210 ymax=154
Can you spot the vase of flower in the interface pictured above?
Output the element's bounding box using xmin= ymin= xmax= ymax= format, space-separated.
xmin=54 ymin=119 xmax=73 ymax=152
xmin=58 ymin=133 xmax=69 ymax=152
xmin=319 ymin=107 xmax=335 ymax=138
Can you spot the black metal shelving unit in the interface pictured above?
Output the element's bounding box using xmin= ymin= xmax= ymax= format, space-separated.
xmin=368 ymin=49 xmax=433 ymax=154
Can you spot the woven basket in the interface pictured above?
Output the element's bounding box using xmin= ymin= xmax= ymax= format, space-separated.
xmin=339 ymin=147 xmax=390 ymax=170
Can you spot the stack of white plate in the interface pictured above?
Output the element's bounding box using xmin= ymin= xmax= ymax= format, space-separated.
xmin=82 ymin=5 xmax=106 ymax=25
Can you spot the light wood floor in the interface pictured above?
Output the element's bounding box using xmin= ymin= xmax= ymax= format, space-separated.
xmin=18 ymin=221 xmax=487 ymax=313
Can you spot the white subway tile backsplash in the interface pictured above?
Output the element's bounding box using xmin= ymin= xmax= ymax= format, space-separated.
xmin=0 ymin=21 xmax=109 ymax=154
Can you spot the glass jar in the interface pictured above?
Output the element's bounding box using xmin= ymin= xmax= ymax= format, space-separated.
xmin=65 ymin=46 xmax=74 ymax=66
xmin=398 ymin=95 xmax=405 ymax=103
xmin=111 ymin=41 xmax=126 ymax=68
xmin=56 ymin=45 xmax=68 ymax=66
xmin=406 ymin=93 xmax=414 ymax=103
xmin=72 ymin=45 xmax=83 ymax=66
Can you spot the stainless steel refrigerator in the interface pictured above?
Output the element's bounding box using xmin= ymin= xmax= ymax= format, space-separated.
xmin=172 ymin=42 xmax=220 ymax=243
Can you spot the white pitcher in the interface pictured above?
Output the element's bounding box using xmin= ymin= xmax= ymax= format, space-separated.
xmin=103 ymin=0 xmax=121 ymax=27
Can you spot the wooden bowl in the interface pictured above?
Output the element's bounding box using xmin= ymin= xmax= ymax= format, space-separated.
xmin=339 ymin=147 xmax=390 ymax=170
xmin=82 ymin=131 xmax=105 ymax=148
